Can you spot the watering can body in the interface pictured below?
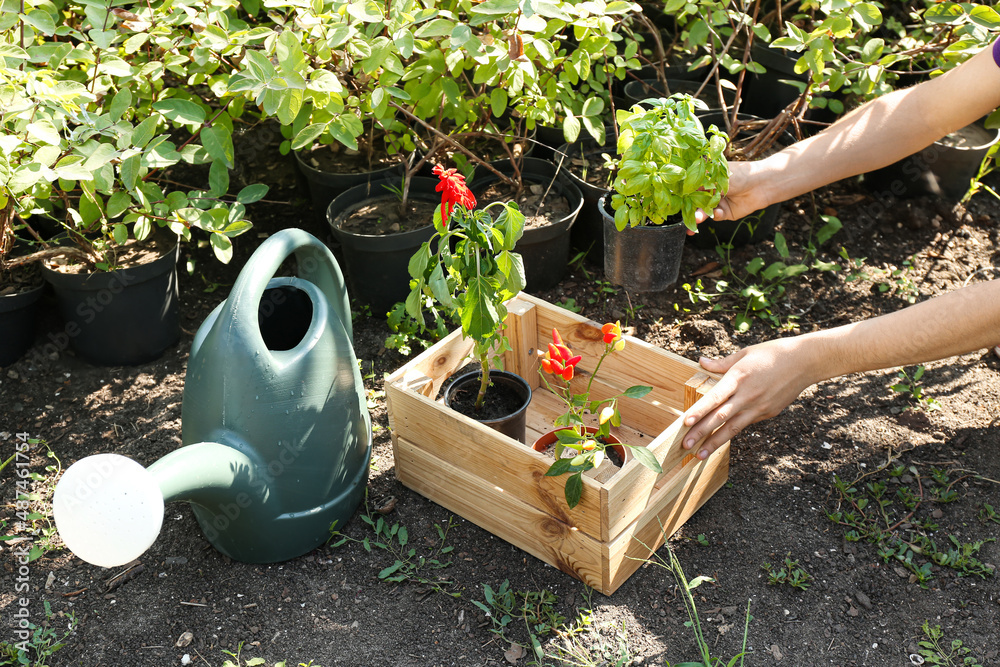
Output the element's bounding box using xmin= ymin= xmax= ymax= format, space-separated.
xmin=158 ymin=229 xmax=371 ymax=563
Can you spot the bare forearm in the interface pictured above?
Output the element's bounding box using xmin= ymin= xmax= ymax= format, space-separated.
xmin=801 ymin=280 xmax=1000 ymax=384
xmin=750 ymin=46 xmax=1000 ymax=208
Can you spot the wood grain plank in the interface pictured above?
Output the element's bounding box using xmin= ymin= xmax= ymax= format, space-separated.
xmin=501 ymin=297 xmax=541 ymax=391
xmin=394 ymin=436 xmax=607 ymax=592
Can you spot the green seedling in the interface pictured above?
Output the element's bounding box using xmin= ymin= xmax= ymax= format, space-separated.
xmin=918 ymin=622 xmax=983 ymax=666
xmin=0 ymin=601 xmax=77 ymax=667
xmin=761 ymin=555 xmax=813 ymax=591
xmin=383 ymin=299 xmax=451 ymax=356
xmin=890 ymin=365 xmax=941 ymax=412
xmin=840 ymin=249 xmax=921 ymax=304
xmin=328 ymin=503 xmax=458 ymax=598
xmin=472 ymin=580 xmax=566 ymax=663
xmin=557 ymin=297 xmax=583 ymax=313
xmin=979 ymin=503 xmax=1000 ymax=525
xmin=10 ymin=440 xmax=63 ymax=563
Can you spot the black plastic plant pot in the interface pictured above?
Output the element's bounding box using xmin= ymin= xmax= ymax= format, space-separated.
xmin=295 ymin=148 xmax=407 ymax=218
xmin=326 ymin=177 xmax=438 ymax=316
xmin=553 ymin=138 xmax=613 ymax=266
xmin=622 ymin=79 xmax=736 ymax=111
xmin=0 ymin=282 xmax=45 ymax=366
xmin=469 ymin=157 xmax=584 ymax=291
xmin=443 ymin=369 xmax=532 ymax=444
xmin=863 ymin=122 xmax=1000 ymax=200
xmin=600 ymin=195 xmax=686 ymax=292
xmin=741 ymin=43 xmax=806 ymax=120
xmin=40 ymin=242 xmax=180 ymax=366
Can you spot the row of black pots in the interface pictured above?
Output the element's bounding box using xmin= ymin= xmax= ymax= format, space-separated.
xmin=325 ymin=158 xmax=583 ymax=315
xmin=1 ymin=242 xmax=180 ymax=367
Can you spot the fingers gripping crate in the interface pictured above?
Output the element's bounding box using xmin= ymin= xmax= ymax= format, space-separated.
xmin=385 ymin=293 xmax=729 ymax=595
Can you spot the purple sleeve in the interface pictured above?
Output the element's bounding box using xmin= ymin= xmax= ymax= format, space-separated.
xmin=994 ymin=36 xmax=1000 ymax=68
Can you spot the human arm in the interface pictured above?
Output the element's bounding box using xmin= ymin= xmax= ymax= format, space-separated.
xmin=681 ymin=279 xmax=1000 ymax=459
xmin=704 ymin=43 xmax=1000 ymax=222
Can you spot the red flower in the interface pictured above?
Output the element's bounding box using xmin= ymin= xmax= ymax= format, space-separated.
xmin=540 ymin=328 xmax=581 ymax=380
xmin=433 ymin=164 xmax=476 ymax=229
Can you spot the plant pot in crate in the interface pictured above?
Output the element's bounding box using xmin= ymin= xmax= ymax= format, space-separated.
xmin=443 ymin=369 xmax=532 ymax=444
xmin=326 ymin=177 xmax=438 ymax=315
xmin=40 ymin=238 xmax=180 ymax=366
xmin=385 ymin=293 xmax=730 ymax=595
xmin=863 ymin=121 xmax=1000 ymax=200
xmin=0 ymin=279 xmax=45 ymax=367
xmin=531 ymin=427 xmax=628 ymax=484
xmin=470 ymin=157 xmax=584 ymax=291
xmin=600 ymin=195 xmax=687 ymax=292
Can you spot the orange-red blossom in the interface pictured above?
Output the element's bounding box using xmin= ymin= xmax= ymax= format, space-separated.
xmin=601 ymin=321 xmax=625 ymax=350
xmin=539 ymin=328 xmax=581 ymax=381
xmin=432 ymin=164 xmax=476 ymax=229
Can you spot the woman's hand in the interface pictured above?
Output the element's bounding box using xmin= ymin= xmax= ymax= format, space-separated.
xmin=693 ymin=160 xmax=772 ymax=229
xmin=681 ymin=337 xmax=819 ymax=459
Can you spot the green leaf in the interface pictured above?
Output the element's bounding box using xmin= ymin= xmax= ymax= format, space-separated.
xmin=152 ymin=99 xmax=207 ymax=126
xmin=112 ymin=223 xmax=128 ymax=245
xmin=490 ymin=88 xmax=508 ymax=118
xmin=816 ymin=215 xmax=842 ymax=244
xmin=581 ymin=97 xmax=604 ymax=118
xmin=852 ymin=2 xmax=882 ymax=27
xmin=84 ymin=143 xmax=119 ymax=172
xmin=408 ymin=243 xmax=432 ymax=280
xmin=460 ymin=275 xmax=499 ymax=343
xmin=237 ymin=183 xmax=268 ymax=204
xmin=106 ymin=190 xmax=131 ymax=219
xmin=201 ymin=126 xmax=235 ymax=168
xmin=774 ymin=232 xmax=789 ymax=258
xmin=120 ymin=154 xmax=141 ymax=192
xmin=688 ymin=574 xmax=714 ymax=589
xmin=745 ymin=257 xmax=765 ymax=276
xmin=210 ymin=232 xmax=233 ymax=263
xmin=970 ymin=4 xmax=1000 ymax=29
xmin=564 ymin=472 xmax=583 ymax=508
xmin=562 ymin=114 xmax=581 ymax=144
xmin=378 ymin=561 xmax=404 ymax=579
xmin=627 ymin=445 xmax=662 ymax=473
xmin=470 ymin=0 xmax=520 ymax=16
xmin=292 ymin=123 xmax=328 ymax=151
xmin=209 ymin=160 xmax=230 ymax=196
xmin=622 ymin=385 xmax=652 ymax=399
xmin=22 ymin=9 xmax=56 ymax=35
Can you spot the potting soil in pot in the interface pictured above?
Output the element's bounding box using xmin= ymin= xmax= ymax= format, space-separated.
xmin=334 ymin=196 xmax=437 ymax=235
xmin=477 ymin=181 xmax=572 ymax=229
xmin=444 ymin=377 xmax=529 ymax=421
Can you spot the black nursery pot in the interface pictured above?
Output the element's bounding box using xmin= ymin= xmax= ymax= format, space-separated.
xmin=469 ymin=157 xmax=584 ymax=291
xmin=295 ymin=149 xmax=407 ymax=218
xmin=326 ymin=177 xmax=438 ymax=316
xmin=600 ymin=195 xmax=687 ymax=292
xmin=622 ymin=79 xmax=736 ymax=111
xmin=444 ymin=369 xmax=532 ymax=444
xmin=40 ymin=242 xmax=180 ymax=365
xmin=0 ymin=282 xmax=45 ymax=366
xmin=552 ymin=138 xmax=613 ymax=266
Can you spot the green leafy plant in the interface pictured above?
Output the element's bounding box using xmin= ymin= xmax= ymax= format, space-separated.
xmin=472 ymin=580 xmax=566 ymax=663
xmin=979 ymin=503 xmax=1000 ymax=526
xmin=827 ymin=463 xmax=995 ymax=587
xmin=0 ymin=601 xmax=76 ymax=667
xmin=404 ymin=165 xmax=526 ymax=409
xmin=9 ymin=440 xmax=62 ymax=563
xmin=610 ymin=94 xmax=729 ymax=232
xmin=761 ymin=555 xmax=813 ymax=590
xmin=538 ymin=323 xmax=661 ymax=508
xmin=918 ymin=622 xmax=983 ymax=667
xmin=890 ymin=365 xmax=941 ymax=412
xmin=328 ymin=507 xmax=459 ymax=598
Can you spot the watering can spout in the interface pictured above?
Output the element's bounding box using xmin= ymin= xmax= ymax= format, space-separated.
xmin=53 ymin=229 xmax=372 ymax=568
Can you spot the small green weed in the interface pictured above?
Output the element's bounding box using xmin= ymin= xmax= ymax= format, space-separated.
xmin=383 ymin=300 xmax=451 ymax=356
xmin=557 ymin=297 xmax=583 ymax=313
xmin=681 ymin=216 xmax=841 ymax=332
xmin=890 ymin=365 xmax=941 ymax=412
xmin=828 ymin=463 xmax=995 ymax=587
xmin=633 ymin=539 xmax=751 ymax=667
xmin=0 ymin=601 xmax=77 ymax=667
xmin=587 ymin=279 xmax=618 ymax=306
xmin=9 ymin=440 xmax=63 ymax=563
xmin=472 ymin=580 xmax=565 ymax=662
xmin=918 ymin=622 xmax=982 ymax=666
xmin=979 ymin=503 xmax=1000 ymax=525
xmin=761 ymin=555 xmax=813 ymax=590
xmin=840 ymin=249 xmax=921 ymax=304
xmin=328 ymin=503 xmax=458 ymax=597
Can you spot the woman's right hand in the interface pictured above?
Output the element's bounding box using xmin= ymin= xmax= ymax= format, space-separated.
xmin=695 ymin=160 xmax=773 ymax=225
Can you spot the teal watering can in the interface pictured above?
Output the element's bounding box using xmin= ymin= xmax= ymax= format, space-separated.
xmin=52 ymin=229 xmax=371 ymax=567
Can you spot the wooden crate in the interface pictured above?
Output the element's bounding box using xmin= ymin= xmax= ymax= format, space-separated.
xmin=385 ymin=293 xmax=729 ymax=595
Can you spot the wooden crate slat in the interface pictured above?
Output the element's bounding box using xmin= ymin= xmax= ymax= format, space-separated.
xmin=387 ymin=382 xmax=607 ymax=538
xmin=501 ymin=297 xmax=541 ymax=391
xmin=394 ymin=436 xmax=606 ymax=591
xmin=603 ymin=443 xmax=731 ymax=594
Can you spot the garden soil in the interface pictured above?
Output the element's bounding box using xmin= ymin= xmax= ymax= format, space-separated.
xmin=2 ymin=131 xmax=999 ymax=667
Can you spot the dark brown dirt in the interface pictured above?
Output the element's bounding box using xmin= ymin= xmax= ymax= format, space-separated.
xmin=301 ymin=142 xmax=405 ymax=175
xmin=2 ymin=126 xmax=999 ymax=667
xmin=476 ymin=181 xmax=574 ymax=230
xmin=334 ymin=196 xmax=437 ymax=235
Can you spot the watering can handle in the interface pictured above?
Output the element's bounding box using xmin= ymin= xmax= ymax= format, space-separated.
xmin=224 ymin=229 xmax=354 ymax=342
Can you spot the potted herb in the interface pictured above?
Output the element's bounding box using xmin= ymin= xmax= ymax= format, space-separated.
xmin=533 ymin=323 xmax=662 ymax=508
xmin=602 ymin=94 xmax=729 ymax=291
xmin=405 ymin=165 xmax=532 ymax=442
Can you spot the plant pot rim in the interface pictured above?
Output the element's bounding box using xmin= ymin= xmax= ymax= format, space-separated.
xmin=469 ymin=157 xmax=585 ymax=236
xmin=294 ymin=145 xmax=408 ymax=179
xmin=443 ymin=368 xmax=533 ymax=426
xmin=39 ymin=235 xmax=180 ymax=286
xmin=326 ymin=178 xmax=438 ymax=242
xmin=598 ymin=193 xmax=685 ymax=230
